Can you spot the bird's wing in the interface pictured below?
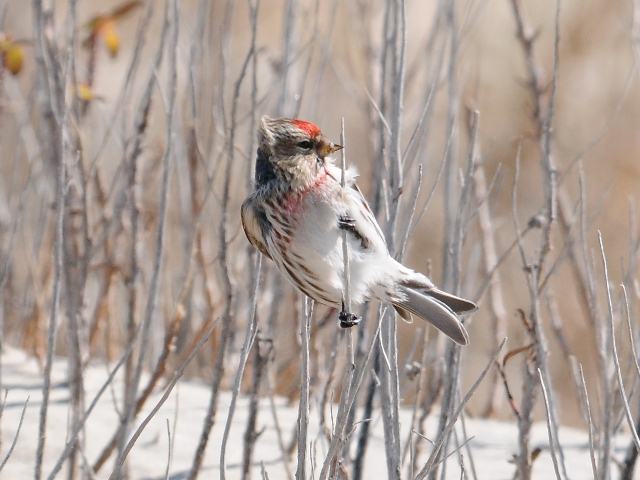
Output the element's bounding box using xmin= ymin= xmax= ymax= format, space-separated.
xmin=325 ymin=162 xmax=387 ymax=252
xmin=348 ymin=182 xmax=387 ymax=248
xmin=241 ymin=195 xmax=273 ymax=259
xmin=335 ymin=182 xmax=388 ymax=255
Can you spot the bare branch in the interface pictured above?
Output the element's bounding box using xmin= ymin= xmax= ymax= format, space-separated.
xmin=296 ymin=297 xmax=312 ymax=479
xmin=220 ymin=255 xmax=263 ymax=479
xmin=0 ymin=396 xmax=29 ymax=473
xmin=414 ymin=338 xmax=507 ymax=480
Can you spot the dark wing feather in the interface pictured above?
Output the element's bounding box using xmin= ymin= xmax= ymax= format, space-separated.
xmin=348 ymin=183 xmax=387 ymax=248
xmin=241 ymin=196 xmax=272 ymax=259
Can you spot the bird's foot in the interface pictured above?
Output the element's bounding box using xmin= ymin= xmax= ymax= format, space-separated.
xmin=339 ymin=311 xmax=361 ymax=328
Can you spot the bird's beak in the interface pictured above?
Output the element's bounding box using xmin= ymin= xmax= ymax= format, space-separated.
xmin=318 ymin=142 xmax=343 ymax=157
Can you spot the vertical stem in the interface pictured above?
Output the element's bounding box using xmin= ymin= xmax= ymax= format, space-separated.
xmin=337 ymin=119 xmax=357 ymax=472
xmin=277 ymin=0 xmax=297 ymax=116
xmin=441 ymin=0 xmax=459 ymax=291
xmin=430 ymin=7 xmax=460 ymax=474
xmin=538 ymin=369 xmax=562 ymax=480
xmin=340 ymin=118 xmax=352 ymax=315
xmin=34 ymin=81 xmax=65 ymax=480
xmin=32 ymin=0 xmax=67 ymax=477
xmin=379 ymin=1 xmax=407 ymax=477
xmin=475 ymin=162 xmax=509 ymax=417
xmin=296 ymin=297 xmax=312 ymax=479
xmin=188 ymin=0 xmax=243 ymax=475
xmin=597 ymin=232 xmax=614 ymax=480
xmin=241 ymin=331 xmax=271 ymax=480
xmin=220 ymin=256 xmax=263 ymax=479
xmin=112 ymin=0 xmax=176 ymax=476
xmin=352 ymin=359 xmax=377 ymax=480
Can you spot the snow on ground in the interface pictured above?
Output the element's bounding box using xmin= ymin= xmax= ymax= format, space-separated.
xmin=0 ymin=347 xmax=626 ymax=479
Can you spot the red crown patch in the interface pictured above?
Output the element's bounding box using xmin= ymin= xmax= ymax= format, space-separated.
xmin=292 ymin=119 xmax=321 ymax=138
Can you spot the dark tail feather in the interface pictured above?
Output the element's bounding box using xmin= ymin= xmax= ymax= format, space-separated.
xmin=426 ymin=288 xmax=477 ymax=314
xmin=399 ymin=279 xmax=478 ymax=314
xmin=393 ymin=286 xmax=470 ymax=345
xmin=393 ymin=305 xmax=412 ymax=322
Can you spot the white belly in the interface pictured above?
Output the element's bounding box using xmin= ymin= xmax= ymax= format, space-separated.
xmin=283 ymin=190 xmax=395 ymax=306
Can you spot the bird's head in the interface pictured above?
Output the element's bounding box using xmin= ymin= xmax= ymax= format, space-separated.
xmin=258 ymin=116 xmax=342 ymax=165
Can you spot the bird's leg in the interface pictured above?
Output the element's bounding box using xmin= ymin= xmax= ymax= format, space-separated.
xmin=339 ymin=300 xmax=361 ymax=328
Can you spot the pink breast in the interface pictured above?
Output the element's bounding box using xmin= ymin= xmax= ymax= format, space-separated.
xmin=282 ymin=171 xmax=329 ymax=216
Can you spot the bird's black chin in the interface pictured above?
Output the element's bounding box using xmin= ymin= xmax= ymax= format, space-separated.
xmin=255 ymin=147 xmax=276 ymax=186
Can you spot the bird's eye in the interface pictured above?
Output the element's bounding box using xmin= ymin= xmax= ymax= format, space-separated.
xmin=297 ymin=140 xmax=313 ymax=150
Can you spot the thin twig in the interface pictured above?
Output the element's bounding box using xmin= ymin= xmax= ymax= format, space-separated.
xmin=33 ymin=0 xmax=67 ymax=476
xmin=612 ymin=283 xmax=640 ymax=450
xmin=319 ymin=308 xmax=385 ymax=479
xmin=296 ymin=297 xmax=312 ymax=479
xmin=188 ymin=0 xmax=244 ymax=473
xmin=108 ymin=319 xmax=217 ymax=479
xmin=220 ymin=255 xmax=263 ymax=479
xmin=112 ymin=1 xmax=176 ymax=474
xmin=570 ymin=358 xmax=598 ymax=480
xmin=414 ymin=338 xmax=507 ymax=480
xmin=0 ymin=396 xmax=29 ymax=473
xmin=48 ymin=313 xmax=195 ymax=479
xmin=241 ymin=332 xmax=271 ymax=480
xmin=537 ymin=368 xmax=562 ymax=480
xmin=597 ymin=231 xmax=614 ymax=480
xmin=164 ymin=419 xmax=173 ymax=480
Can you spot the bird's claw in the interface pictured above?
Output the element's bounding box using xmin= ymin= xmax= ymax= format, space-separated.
xmin=339 ymin=311 xmax=361 ymax=328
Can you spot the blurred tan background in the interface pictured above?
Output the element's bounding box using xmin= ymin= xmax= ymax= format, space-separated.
xmin=1 ymin=0 xmax=639 ymax=434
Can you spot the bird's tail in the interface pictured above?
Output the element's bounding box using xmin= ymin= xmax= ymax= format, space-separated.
xmin=392 ymin=286 xmax=476 ymax=345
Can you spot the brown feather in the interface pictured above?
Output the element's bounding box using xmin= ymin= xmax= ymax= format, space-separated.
xmin=241 ymin=197 xmax=272 ymax=259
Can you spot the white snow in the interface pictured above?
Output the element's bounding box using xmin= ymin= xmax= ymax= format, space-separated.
xmin=0 ymin=347 xmax=626 ymax=479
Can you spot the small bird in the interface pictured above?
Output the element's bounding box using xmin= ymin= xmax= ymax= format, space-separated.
xmin=241 ymin=117 xmax=476 ymax=345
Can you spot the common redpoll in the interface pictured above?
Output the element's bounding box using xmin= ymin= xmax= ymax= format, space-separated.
xmin=241 ymin=117 xmax=476 ymax=345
